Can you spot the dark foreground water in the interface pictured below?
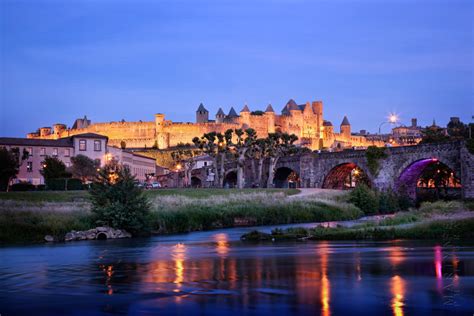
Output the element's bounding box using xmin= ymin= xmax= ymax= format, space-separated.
xmin=1 ymin=223 xmax=473 ymax=316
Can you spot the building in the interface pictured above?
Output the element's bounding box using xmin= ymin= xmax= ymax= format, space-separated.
xmin=107 ymin=147 xmax=157 ymax=182
xmin=26 ymin=99 xmax=384 ymax=150
xmin=391 ymin=118 xmax=423 ymax=145
xmin=0 ymin=133 xmax=156 ymax=185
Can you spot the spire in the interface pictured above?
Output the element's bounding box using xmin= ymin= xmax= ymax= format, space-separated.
xmin=265 ymin=104 xmax=275 ymax=113
xmin=241 ymin=104 xmax=250 ymax=113
xmin=216 ymin=108 xmax=225 ymax=116
xmin=197 ymin=103 xmax=208 ymax=112
xmin=341 ymin=116 xmax=350 ymax=126
xmin=228 ymin=107 xmax=239 ymax=117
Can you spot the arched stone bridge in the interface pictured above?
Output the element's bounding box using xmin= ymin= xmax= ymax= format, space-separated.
xmin=275 ymin=141 xmax=473 ymax=199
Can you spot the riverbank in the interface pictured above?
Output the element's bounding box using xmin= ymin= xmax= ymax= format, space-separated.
xmin=241 ymin=200 xmax=474 ymax=241
xmin=0 ymin=188 xmax=363 ymax=243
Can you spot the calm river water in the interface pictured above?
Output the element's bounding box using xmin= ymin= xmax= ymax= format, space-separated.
xmin=1 ymin=223 xmax=473 ymax=316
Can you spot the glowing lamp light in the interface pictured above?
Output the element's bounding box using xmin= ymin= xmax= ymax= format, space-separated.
xmin=43 ymin=164 xmax=47 ymax=168
xmin=388 ymin=113 xmax=399 ymax=124
xmin=176 ymin=164 xmax=182 ymax=171
xmin=353 ymin=169 xmax=360 ymax=176
xmin=431 ymin=158 xmax=438 ymax=162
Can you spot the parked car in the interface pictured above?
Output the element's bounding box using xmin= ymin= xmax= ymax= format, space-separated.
xmin=146 ymin=182 xmax=161 ymax=189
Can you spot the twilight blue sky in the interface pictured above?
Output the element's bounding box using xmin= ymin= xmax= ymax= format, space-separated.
xmin=1 ymin=0 xmax=473 ymax=137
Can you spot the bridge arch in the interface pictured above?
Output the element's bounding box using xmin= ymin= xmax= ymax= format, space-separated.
xmin=396 ymin=157 xmax=461 ymax=200
xmin=273 ymin=167 xmax=300 ymax=188
xmin=322 ymin=162 xmax=371 ymax=189
xmin=191 ymin=176 xmax=202 ymax=188
xmin=224 ymin=170 xmax=237 ymax=188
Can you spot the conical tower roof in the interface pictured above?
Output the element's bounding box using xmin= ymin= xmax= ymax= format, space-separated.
xmin=265 ymin=104 xmax=275 ymax=113
xmin=341 ymin=116 xmax=350 ymax=126
xmin=197 ymin=103 xmax=208 ymax=112
xmin=216 ymin=108 xmax=225 ymax=116
xmin=228 ymin=107 xmax=239 ymax=117
xmin=286 ymin=99 xmax=299 ymax=111
xmin=241 ymin=104 xmax=250 ymax=112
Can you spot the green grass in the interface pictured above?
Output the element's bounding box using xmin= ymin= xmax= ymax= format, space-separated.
xmin=0 ymin=190 xmax=89 ymax=202
xmin=0 ymin=210 xmax=94 ymax=244
xmin=144 ymin=188 xmax=299 ymax=199
xmin=242 ymin=218 xmax=474 ymax=241
xmin=0 ymin=188 xmax=299 ymax=202
xmin=150 ymin=196 xmax=362 ymax=234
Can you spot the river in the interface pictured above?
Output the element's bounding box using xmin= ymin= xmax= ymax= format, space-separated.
xmin=1 ymin=222 xmax=473 ymax=315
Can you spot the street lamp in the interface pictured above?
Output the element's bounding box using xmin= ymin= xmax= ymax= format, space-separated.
xmin=378 ymin=113 xmax=399 ymax=134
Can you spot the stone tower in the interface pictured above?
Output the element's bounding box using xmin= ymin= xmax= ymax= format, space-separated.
xmin=265 ymin=104 xmax=275 ymax=133
xmin=216 ymin=108 xmax=225 ymax=123
xmin=155 ymin=113 xmax=169 ymax=149
xmin=196 ymin=103 xmax=209 ymax=123
xmin=340 ymin=116 xmax=351 ymax=139
xmin=240 ymin=104 xmax=250 ymax=127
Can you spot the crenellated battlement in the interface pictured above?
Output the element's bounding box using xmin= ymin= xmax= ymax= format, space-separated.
xmin=27 ymin=98 xmax=381 ymax=150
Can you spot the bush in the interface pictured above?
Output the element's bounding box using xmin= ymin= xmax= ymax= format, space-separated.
xmin=10 ymin=182 xmax=35 ymax=191
xmin=45 ymin=178 xmax=84 ymax=191
xmin=89 ymin=161 xmax=151 ymax=235
xmin=378 ymin=189 xmax=399 ymax=214
xmin=36 ymin=184 xmax=46 ymax=191
xmin=349 ymin=184 xmax=379 ymax=215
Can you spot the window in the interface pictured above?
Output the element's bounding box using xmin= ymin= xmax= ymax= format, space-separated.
xmin=64 ymin=148 xmax=70 ymax=157
xmin=65 ymin=162 xmax=71 ymax=168
xmin=27 ymin=147 xmax=33 ymax=157
xmin=204 ymin=161 xmax=208 ymax=166
xmin=27 ymin=162 xmax=33 ymax=172
xmin=40 ymin=148 xmax=46 ymax=156
xmin=94 ymin=140 xmax=102 ymax=151
xmin=94 ymin=159 xmax=101 ymax=167
xmin=52 ymin=148 xmax=58 ymax=157
xmin=79 ymin=140 xmax=87 ymax=151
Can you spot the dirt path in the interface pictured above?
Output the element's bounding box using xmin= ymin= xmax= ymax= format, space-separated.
xmin=288 ymin=188 xmax=345 ymax=199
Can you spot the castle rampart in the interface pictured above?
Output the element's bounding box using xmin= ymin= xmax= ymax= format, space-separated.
xmin=27 ymin=99 xmax=384 ymax=150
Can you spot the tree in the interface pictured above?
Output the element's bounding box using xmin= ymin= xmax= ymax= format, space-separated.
xmin=89 ymin=160 xmax=150 ymax=234
xmin=170 ymin=143 xmax=201 ymax=187
xmin=247 ymin=138 xmax=267 ymax=187
xmin=230 ymin=128 xmax=257 ymax=189
xmin=447 ymin=119 xmax=469 ymax=139
xmin=193 ymin=132 xmax=219 ymax=186
xmin=0 ymin=147 xmax=29 ymax=191
xmin=70 ymin=154 xmax=99 ymax=182
xmin=120 ymin=140 xmax=127 ymax=149
xmin=40 ymin=156 xmax=70 ymax=180
xmin=420 ymin=126 xmax=450 ymax=144
xmin=265 ymin=132 xmax=299 ymax=188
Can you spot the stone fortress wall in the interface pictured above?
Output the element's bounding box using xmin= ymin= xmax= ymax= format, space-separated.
xmin=27 ymin=99 xmax=384 ymax=150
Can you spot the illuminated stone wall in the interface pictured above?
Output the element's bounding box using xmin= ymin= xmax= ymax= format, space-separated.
xmin=27 ymin=100 xmax=384 ymax=150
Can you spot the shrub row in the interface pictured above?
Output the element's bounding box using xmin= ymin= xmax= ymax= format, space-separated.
xmin=10 ymin=179 xmax=86 ymax=191
xmin=348 ymin=184 xmax=414 ymax=215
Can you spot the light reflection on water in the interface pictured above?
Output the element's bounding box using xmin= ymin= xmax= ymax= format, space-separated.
xmin=0 ymin=227 xmax=473 ymax=316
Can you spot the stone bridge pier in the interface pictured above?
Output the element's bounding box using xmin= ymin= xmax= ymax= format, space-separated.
xmin=277 ymin=141 xmax=473 ymax=200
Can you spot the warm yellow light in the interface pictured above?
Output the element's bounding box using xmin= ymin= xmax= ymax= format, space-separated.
xmin=43 ymin=164 xmax=47 ymax=168
xmin=353 ymin=169 xmax=360 ymax=176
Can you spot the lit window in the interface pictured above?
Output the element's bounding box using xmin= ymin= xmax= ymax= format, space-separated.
xmin=27 ymin=147 xmax=33 ymax=157
xmin=79 ymin=140 xmax=86 ymax=151
xmin=52 ymin=148 xmax=58 ymax=157
xmin=27 ymin=162 xmax=33 ymax=172
xmin=40 ymin=148 xmax=46 ymax=156
xmin=64 ymin=148 xmax=70 ymax=157
xmin=94 ymin=140 xmax=101 ymax=151
xmin=65 ymin=162 xmax=71 ymax=168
